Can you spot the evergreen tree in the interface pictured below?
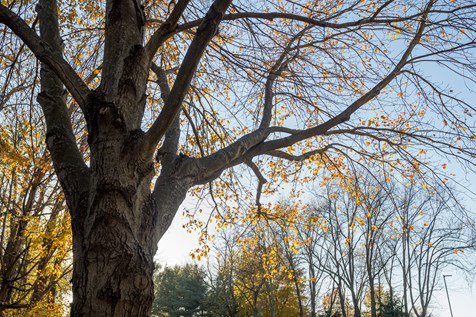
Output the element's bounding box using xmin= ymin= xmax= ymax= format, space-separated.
xmin=153 ymin=264 xmax=208 ymax=317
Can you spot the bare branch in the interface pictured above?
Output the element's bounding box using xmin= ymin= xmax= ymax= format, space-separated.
xmin=260 ymin=30 xmax=305 ymax=129
xmin=245 ymin=160 xmax=267 ymax=213
xmin=186 ymin=0 xmax=434 ymax=185
xmin=176 ymin=5 xmax=428 ymax=33
xmin=243 ymin=0 xmax=435 ymax=158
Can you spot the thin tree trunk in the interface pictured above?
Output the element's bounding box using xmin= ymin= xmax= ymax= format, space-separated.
xmin=337 ymin=284 xmax=347 ymax=317
xmin=265 ymin=280 xmax=277 ymax=317
xmin=351 ymin=291 xmax=361 ymax=317
xmin=368 ymin=276 xmax=377 ymax=317
xmin=253 ymin=290 xmax=261 ymax=317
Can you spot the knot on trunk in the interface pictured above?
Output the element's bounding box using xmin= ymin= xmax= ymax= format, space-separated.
xmin=134 ymin=274 xmax=149 ymax=290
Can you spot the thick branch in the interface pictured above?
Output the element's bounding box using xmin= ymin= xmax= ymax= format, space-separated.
xmin=37 ymin=0 xmax=90 ymax=214
xmin=151 ymin=63 xmax=180 ymax=169
xmin=0 ymin=4 xmax=90 ymax=112
xmin=146 ymin=0 xmax=192 ymax=61
xmin=187 ymin=0 xmax=433 ymax=185
xmin=100 ymin=0 xmax=146 ymax=102
xmin=141 ymin=0 xmax=233 ymax=157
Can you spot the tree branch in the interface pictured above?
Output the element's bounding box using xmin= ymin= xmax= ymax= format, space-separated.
xmin=265 ymin=145 xmax=334 ymax=161
xmin=151 ymin=62 xmax=180 ymax=169
xmin=260 ymin=30 xmax=305 ymax=129
xmin=176 ymin=5 xmax=428 ymax=33
xmin=185 ymin=0 xmax=434 ymax=185
xmin=145 ymin=0 xmax=192 ymax=61
xmin=36 ymin=0 xmax=90 ymax=215
xmin=242 ymin=0 xmax=434 ymax=158
xmin=0 ymin=3 xmax=90 ymax=112
xmin=141 ymin=0 xmax=233 ymax=158
xmin=245 ymin=161 xmax=267 ymax=213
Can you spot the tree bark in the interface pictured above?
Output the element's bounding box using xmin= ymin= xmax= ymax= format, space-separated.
xmin=67 ymin=93 xmax=193 ymax=316
xmin=265 ymin=280 xmax=277 ymax=317
xmin=368 ymin=276 xmax=377 ymax=317
xmin=41 ymin=0 xmax=227 ymax=314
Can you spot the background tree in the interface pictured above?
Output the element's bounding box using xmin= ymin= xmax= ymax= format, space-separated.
xmin=270 ymin=174 xmax=475 ymax=317
xmin=204 ymin=233 xmax=241 ymax=317
xmin=152 ymin=169 xmax=475 ymax=317
xmin=390 ymin=184 xmax=475 ymax=317
xmin=221 ymin=168 xmax=474 ymax=317
xmin=0 ymin=102 xmax=71 ymax=315
xmin=0 ymin=0 xmax=475 ymax=315
xmin=205 ymin=229 xmax=307 ymax=317
xmin=377 ymin=291 xmax=407 ymax=317
xmin=152 ymin=264 xmax=208 ymax=317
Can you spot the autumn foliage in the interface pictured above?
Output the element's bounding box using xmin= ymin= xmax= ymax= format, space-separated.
xmin=0 ymin=0 xmax=475 ymax=316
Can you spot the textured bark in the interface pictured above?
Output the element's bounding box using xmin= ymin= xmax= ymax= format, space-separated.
xmin=71 ymin=105 xmax=152 ymax=315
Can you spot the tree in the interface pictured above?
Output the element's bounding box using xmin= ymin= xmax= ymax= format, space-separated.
xmin=0 ymin=105 xmax=71 ymax=316
xmin=377 ymin=292 xmax=406 ymax=317
xmin=204 ymin=234 xmax=239 ymax=317
xmin=217 ymin=230 xmax=306 ymax=317
xmin=274 ymin=174 xmax=475 ymax=317
xmin=0 ymin=0 xmax=475 ymax=316
xmin=204 ymin=265 xmax=239 ymax=317
xmin=391 ymin=184 xmax=475 ymax=317
xmin=152 ymin=264 xmax=208 ymax=317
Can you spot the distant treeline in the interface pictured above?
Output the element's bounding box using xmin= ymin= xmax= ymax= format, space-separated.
xmin=153 ymin=178 xmax=475 ymax=317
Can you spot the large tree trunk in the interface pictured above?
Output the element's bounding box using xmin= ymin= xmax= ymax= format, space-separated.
xmin=68 ymin=107 xmax=164 ymax=316
xmin=64 ymin=97 xmax=191 ymax=316
xmin=35 ymin=1 xmax=159 ymax=314
xmin=71 ymin=221 xmax=155 ymax=316
xmin=36 ymin=0 xmax=229 ymax=310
